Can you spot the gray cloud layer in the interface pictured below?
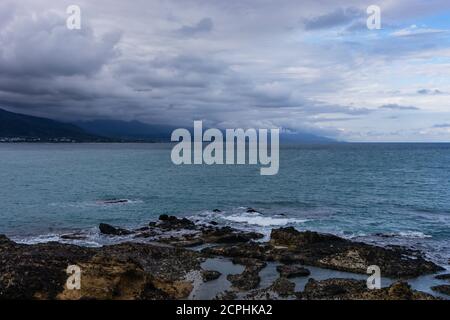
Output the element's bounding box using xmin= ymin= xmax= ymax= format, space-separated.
xmin=0 ymin=0 xmax=450 ymax=141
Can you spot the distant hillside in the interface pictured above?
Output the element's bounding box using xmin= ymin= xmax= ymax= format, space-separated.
xmin=0 ymin=108 xmax=106 ymax=142
xmin=0 ymin=108 xmax=337 ymax=143
xmin=75 ymin=120 xmax=178 ymax=142
xmin=279 ymin=131 xmax=336 ymax=143
xmin=76 ymin=119 xmax=336 ymax=143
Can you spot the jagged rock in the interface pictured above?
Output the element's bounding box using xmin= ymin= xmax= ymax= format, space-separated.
xmin=99 ymin=223 xmax=133 ymax=236
xmin=269 ymin=227 xmax=443 ymax=277
xmin=227 ymin=272 xmax=260 ymax=291
xmin=246 ymin=208 xmax=258 ymax=213
xmin=0 ymin=235 xmax=202 ymax=300
xmin=203 ymin=228 xmax=443 ymax=278
xmin=297 ymin=279 xmax=437 ymax=300
xmin=201 ymin=227 xmax=264 ymax=244
xmin=212 ymin=209 xmax=221 ymax=213
xmin=214 ymin=290 xmax=237 ymax=300
xmin=157 ymin=215 xmax=196 ymax=230
xmin=231 ymin=257 xmax=267 ymax=268
xmin=101 ymin=199 xmax=129 ymax=204
xmin=201 ymin=270 xmax=221 ymax=282
xmin=134 ymin=230 xmax=159 ymax=239
xmin=271 ymin=277 xmax=295 ymax=297
xmin=299 ymin=278 xmax=364 ymax=300
xmin=431 ymin=285 xmax=450 ymax=296
xmin=276 ymin=264 xmax=310 ymax=278
xmin=270 ymin=227 xmax=344 ymax=247
xmin=202 ymin=242 xmax=272 ymax=260
xmin=435 ymin=273 xmax=450 ymax=281
xmin=227 ymin=262 xmax=265 ymax=291
xmin=135 ymin=226 xmax=150 ymax=232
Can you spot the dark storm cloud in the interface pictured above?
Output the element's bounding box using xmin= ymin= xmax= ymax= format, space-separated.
xmin=379 ymin=104 xmax=420 ymax=111
xmin=0 ymin=11 xmax=120 ymax=77
xmin=0 ymin=0 xmax=449 ymax=141
xmin=417 ymin=89 xmax=443 ymax=95
xmin=302 ymin=7 xmax=363 ymax=30
xmin=177 ymin=18 xmax=214 ymax=36
xmin=433 ymin=123 xmax=450 ymax=128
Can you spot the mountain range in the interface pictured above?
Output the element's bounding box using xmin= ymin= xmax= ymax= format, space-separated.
xmin=0 ymin=108 xmax=336 ymax=143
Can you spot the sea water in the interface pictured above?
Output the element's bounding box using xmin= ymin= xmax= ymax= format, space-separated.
xmin=0 ymin=143 xmax=449 ymax=270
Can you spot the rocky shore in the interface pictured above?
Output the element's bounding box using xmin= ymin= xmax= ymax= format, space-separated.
xmin=0 ymin=215 xmax=447 ymax=300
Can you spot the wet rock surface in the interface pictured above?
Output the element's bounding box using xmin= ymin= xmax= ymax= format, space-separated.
xmin=204 ymin=227 xmax=443 ymax=278
xmin=298 ymin=279 xmax=437 ymax=300
xmin=0 ymin=235 xmax=202 ymax=300
xmin=226 ymin=259 xmax=267 ymax=291
xmin=431 ymin=285 xmax=450 ymax=296
xmin=276 ymin=265 xmax=310 ymax=278
xmin=435 ymin=273 xmax=450 ymax=281
xmin=136 ymin=216 xmax=264 ymax=247
xmin=0 ymin=217 xmax=446 ymax=300
xmin=99 ymin=223 xmax=133 ymax=236
xmin=271 ymin=277 xmax=295 ymax=297
xmin=201 ymin=270 xmax=221 ymax=282
xmin=214 ymin=290 xmax=237 ymax=300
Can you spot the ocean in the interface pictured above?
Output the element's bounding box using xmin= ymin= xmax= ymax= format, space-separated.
xmin=0 ymin=143 xmax=449 ymax=270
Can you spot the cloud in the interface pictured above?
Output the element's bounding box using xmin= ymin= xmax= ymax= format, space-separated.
xmin=302 ymin=7 xmax=363 ymax=30
xmin=391 ymin=25 xmax=447 ymax=37
xmin=417 ymin=89 xmax=443 ymax=95
xmin=177 ymin=18 xmax=213 ymax=36
xmin=0 ymin=0 xmax=450 ymax=141
xmin=0 ymin=10 xmax=121 ymax=78
xmin=433 ymin=123 xmax=450 ymax=128
xmin=379 ymin=104 xmax=420 ymax=111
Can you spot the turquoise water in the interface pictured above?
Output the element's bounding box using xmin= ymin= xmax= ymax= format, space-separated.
xmin=0 ymin=143 xmax=449 ymax=268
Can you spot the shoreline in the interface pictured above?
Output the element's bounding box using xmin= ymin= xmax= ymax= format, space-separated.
xmin=1 ymin=215 xmax=449 ymax=300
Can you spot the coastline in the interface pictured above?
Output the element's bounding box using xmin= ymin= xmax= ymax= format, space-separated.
xmin=1 ymin=214 xmax=449 ymax=300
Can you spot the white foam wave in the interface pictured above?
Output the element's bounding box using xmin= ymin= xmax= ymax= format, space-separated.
xmin=222 ymin=213 xmax=308 ymax=227
xmin=398 ymin=231 xmax=432 ymax=239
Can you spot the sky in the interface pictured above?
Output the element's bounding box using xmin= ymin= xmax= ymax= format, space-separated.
xmin=0 ymin=0 xmax=450 ymax=142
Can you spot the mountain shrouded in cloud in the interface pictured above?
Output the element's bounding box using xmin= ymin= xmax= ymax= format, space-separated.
xmin=0 ymin=0 xmax=450 ymax=142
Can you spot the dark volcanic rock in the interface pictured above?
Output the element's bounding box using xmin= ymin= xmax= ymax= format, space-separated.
xmin=271 ymin=227 xmax=344 ymax=247
xmin=435 ymin=273 xmax=450 ymax=281
xmin=0 ymin=235 xmax=202 ymax=300
xmin=276 ymin=264 xmax=310 ymax=278
xmin=99 ymin=223 xmax=133 ymax=236
xmin=269 ymin=227 xmax=443 ymax=278
xmin=231 ymin=257 xmax=267 ymax=268
xmin=212 ymin=209 xmax=222 ymax=213
xmin=271 ymin=277 xmax=295 ymax=297
xmin=226 ymin=262 xmax=266 ymax=291
xmin=299 ymin=278 xmax=365 ymax=300
xmin=157 ymin=215 xmax=196 ymax=230
xmin=246 ymin=208 xmax=258 ymax=213
xmin=201 ymin=270 xmax=222 ymax=282
xmin=214 ymin=290 xmax=237 ymax=300
xmin=201 ymin=227 xmax=264 ymax=244
xmin=101 ymin=199 xmax=129 ymax=204
xmin=203 ymin=227 xmax=443 ymax=278
xmin=298 ymin=279 xmax=436 ymax=300
xmin=431 ymin=285 xmax=450 ymax=296
xmin=227 ymin=271 xmax=260 ymax=291
xmin=202 ymin=242 xmax=271 ymax=261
